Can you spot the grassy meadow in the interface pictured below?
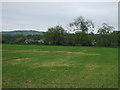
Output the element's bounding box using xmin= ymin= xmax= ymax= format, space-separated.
xmin=2 ymin=44 xmax=118 ymax=88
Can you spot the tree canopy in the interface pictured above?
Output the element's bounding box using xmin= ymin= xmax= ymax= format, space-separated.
xmin=44 ymin=26 xmax=66 ymax=45
xmin=68 ymin=16 xmax=94 ymax=33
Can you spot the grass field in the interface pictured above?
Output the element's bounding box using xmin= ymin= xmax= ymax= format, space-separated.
xmin=2 ymin=44 xmax=118 ymax=88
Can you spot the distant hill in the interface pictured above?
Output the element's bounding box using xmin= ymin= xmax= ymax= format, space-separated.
xmin=0 ymin=30 xmax=43 ymax=35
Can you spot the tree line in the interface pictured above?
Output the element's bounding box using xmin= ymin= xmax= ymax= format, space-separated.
xmin=2 ymin=16 xmax=120 ymax=47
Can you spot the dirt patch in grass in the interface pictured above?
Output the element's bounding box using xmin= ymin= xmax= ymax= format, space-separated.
xmin=3 ymin=57 xmax=29 ymax=62
xmin=33 ymin=63 xmax=74 ymax=68
xmin=4 ymin=50 xmax=100 ymax=56
xmin=0 ymin=50 xmax=9 ymax=52
xmin=51 ymin=51 xmax=100 ymax=56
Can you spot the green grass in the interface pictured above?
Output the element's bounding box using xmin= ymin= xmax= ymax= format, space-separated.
xmin=2 ymin=44 xmax=118 ymax=88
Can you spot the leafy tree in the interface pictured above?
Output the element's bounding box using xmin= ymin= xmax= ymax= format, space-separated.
xmin=118 ymin=31 xmax=120 ymax=47
xmin=14 ymin=35 xmax=26 ymax=44
xmin=44 ymin=26 xmax=66 ymax=45
xmin=64 ymin=34 xmax=75 ymax=46
xmin=110 ymin=31 xmax=120 ymax=47
xmin=2 ymin=35 xmax=15 ymax=44
xmin=25 ymin=39 xmax=38 ymax=44
xmin=96 ymin=23 xmax=115 ymax=47
xmin=74 ymin=32 xmax=92 ymax=46
xmin=97 ymin=23 xmax=114 ymax=34
xmin=68 ymin=16 xmax=94 ymax=33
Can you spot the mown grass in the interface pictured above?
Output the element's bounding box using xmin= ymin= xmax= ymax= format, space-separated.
xmin=2 ymin=44 xmax=118 ymax=88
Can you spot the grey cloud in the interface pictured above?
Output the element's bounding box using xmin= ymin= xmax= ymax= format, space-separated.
xmin=2 ymin=2 xmax=118 ymax=32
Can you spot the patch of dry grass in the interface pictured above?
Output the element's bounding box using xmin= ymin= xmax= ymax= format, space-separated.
xmin=31 ymin=58 xmax=74 ymax=68
xmin=4 ymin=50 xmax=100 ymax=56
xmin=85 ymin=64 xmax=100 ymax=70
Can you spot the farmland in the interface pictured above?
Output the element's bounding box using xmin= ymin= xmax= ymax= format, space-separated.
xmin=2 ymin=44 xmax=118 ymax=88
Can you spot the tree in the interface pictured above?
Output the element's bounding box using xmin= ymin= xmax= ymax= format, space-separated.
xmin=96 ymin=23 xmax=115 ymax=47
xmin=74 ymin=32 xmax=92 ymax=46
xmin=44 ymin=26 xmax=66 ymax=45
xmin=110 ymin=31 xmax=120 ymax=47
xmin=68 ymin=16 xmax=94 ymax=33
xmin=14 ymin=35 xmax=26 ymax=44
xmin=97 ymin=23 xmax=114 ymax=34
xmin=2 ymin=35 xmax=15 ymax=44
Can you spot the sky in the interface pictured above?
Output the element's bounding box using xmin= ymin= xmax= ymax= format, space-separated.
xmin=1 ymin=2 xmax=118 ymax=33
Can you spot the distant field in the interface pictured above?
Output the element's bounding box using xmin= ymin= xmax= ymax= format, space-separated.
xmin=2 ymin=44 xmax=118 ymax=88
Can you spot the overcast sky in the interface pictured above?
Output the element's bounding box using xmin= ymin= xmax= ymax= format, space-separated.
xmin=2 ymin=2 xmax=118 ymax=33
